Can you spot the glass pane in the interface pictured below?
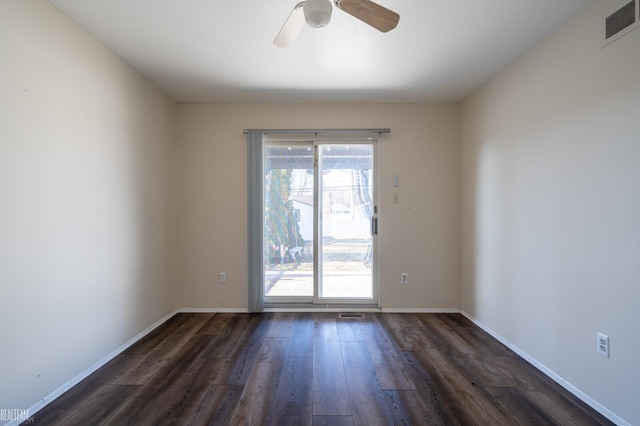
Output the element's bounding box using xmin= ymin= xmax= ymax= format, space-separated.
xmin=264 ymin=144 xmax=314 ymax=297
xmin=319 ymin=144 xmax=374 ymax=299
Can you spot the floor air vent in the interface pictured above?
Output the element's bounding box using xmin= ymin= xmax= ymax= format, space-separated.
xmin=603 ymin=0 xmax=638 ymax=46
xmin=339 ymin=313 xmax=365 ymax=319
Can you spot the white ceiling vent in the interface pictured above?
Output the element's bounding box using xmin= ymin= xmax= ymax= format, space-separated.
xmin=602 ymin=0 xmax=639 ymax=46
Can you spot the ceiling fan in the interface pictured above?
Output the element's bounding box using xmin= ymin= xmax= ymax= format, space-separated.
xmin=274 ymin=0 xmax=400 ymax=48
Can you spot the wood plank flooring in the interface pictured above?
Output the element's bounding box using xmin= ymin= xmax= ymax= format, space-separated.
xmin=29 ymin=313 xmax=613 ymax=425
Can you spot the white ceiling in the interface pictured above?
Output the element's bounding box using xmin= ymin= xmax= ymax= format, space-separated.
xmin=48 ymin=0 xmax=591 ymax=103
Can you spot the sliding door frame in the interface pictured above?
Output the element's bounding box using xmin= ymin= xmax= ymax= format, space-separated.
xmin=312 ymin=140 xmax=379 ymax=306
xmin=246 ymin=129 xmax=389 ymax=312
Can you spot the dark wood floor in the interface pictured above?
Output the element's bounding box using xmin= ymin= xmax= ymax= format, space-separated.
xmin=29 ymin=312 xmax=612 ymax=425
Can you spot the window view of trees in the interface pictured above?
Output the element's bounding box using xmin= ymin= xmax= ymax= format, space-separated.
xmin=264 ymin=169 xmax=304 ymax=267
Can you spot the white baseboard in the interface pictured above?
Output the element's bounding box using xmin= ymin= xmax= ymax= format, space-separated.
xmin=178 ymin=307 xmax=250 ymax=313
xmin=460 ymin=310 xmax=630 ymax=426
xmin=16 ymin=309 xmax=179 ymax=426
xmin=381 ymin=308 xmax=461 ymax=313
xmin=264 ymin=307 xmax=382 ymax=313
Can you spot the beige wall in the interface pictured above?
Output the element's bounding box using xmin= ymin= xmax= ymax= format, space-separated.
xmin=0 ymin=0 xmax=178 ymax=414
xmin=460 ymin=1 xmax=640 ymax=424
xmin=5 ymin=0 xmax=635 ymax=423
xmin=177 ymin=103 xmax=460 ymax=310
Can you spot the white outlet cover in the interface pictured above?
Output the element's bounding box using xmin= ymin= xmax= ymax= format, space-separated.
xmin=597 ymin=333 xmax=610 ymax=358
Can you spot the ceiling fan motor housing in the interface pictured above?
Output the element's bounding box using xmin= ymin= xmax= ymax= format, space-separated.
xmin=304 ymin=0 xmax=333 ymax=27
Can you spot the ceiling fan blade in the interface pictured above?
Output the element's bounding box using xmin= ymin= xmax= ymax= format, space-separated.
xmin=274 ymin=2 xmax=306 ymax=48
xmin=335 ymin=0 xmax=399 ymax=32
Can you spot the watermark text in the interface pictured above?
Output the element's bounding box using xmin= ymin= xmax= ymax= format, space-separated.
xmin=0 ymin=408 xmax=34 ymax=423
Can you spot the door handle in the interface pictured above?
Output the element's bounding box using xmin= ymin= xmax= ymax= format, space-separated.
xmin=371 ymin=217 xmax=378 ymax=236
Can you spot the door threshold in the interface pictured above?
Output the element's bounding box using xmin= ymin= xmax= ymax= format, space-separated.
xmin=264 ymin=303 xmax=381 ymax=312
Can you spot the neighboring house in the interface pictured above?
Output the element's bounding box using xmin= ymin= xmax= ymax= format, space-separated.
xmin=290 ymin=198 xmax=313 ymax=242
xmin=291 ymin=197 xmax=371 ymax=241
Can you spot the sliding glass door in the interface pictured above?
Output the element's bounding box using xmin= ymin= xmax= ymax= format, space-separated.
xmin=263 ymin=141 xmax=377 ymax=305
xmin=264 ymin=143 xmax=315 ymax=301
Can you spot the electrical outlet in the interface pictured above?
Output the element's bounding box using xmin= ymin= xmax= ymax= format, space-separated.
xmin=597 ymin=333 xmax=610 ymax=358
xmin=401 ymin=272 xmax=408 ymax=284
xmin=219 ymin=272 xmax=227 ymax=283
